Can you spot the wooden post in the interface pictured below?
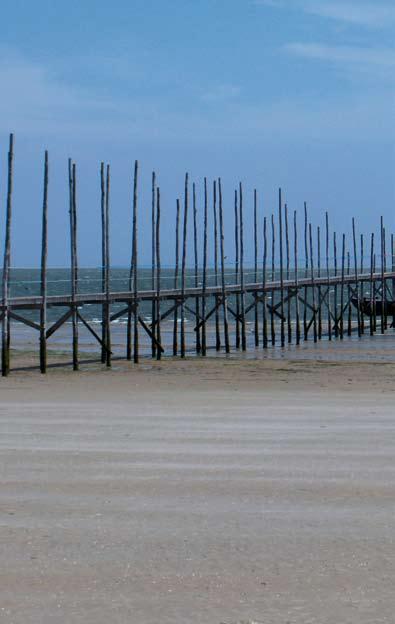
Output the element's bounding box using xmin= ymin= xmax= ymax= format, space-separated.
xmin=278 ymin=189 xmax=285 ymax=347
xmin=309 ymin=223 xmax=317 ymax=343
xmin=173 ymin=199 xmax=180 ymax=356
xmin=369 ymin=233 xmax=375 ymax=336
xmin=201 ymin=179 xmax=208 ymax=356
xmin=360 ymin=234 xmax=365 ymax=334
xmin=340 ymin=234 xmax=345 ymax=340
xmin=193 ymin=182 xmax=201 ymax=353
xmin=294 ymin=210 xmax=301 ymax=345
xmin=325 ymin=212 xmax=332 ymax=341
xmin=2 ymin=134 xmax=14 ymax=377
xmin=218 ymin=178 xmax=230 ymax=353
xmin=40 ymin=150 xmax=49 ymax=374
xmin=254 ymin=189 xmax=259 ymax=347
xmin=213 ymin=180 xmax=220 ymax=350
xmin=105 ymin=164 xmax=111 ymax=367
xmin=317 ymin=225 xmax=322 ymax=340
xmin=347 ymin=251 xmax=352 ymax=336
xmin=380 ymin=216 xmax=385 ymax=335
xmin=68 ymin=160 xmax=79 ymax=371
xmin=234 ymin=189 xmax=240 ymax=348
xmin=383 ymin=225 xmax=388 ymax=330
xmin=262 ymin=216 xmax=268 ymax=348
xmin=271 ymin=214 xmax=275 ymax=346
xmin=391 ymin=233 xmax=395 ymax=329
xmin=132 ymin=161 xmax=139 ymax=363
xmin=180 ymin=173 xmax=188 ymax=358
xmin=285 ymin=203 xmax=291 ymax=344
xmin=352 ymin=217 xmax=361 ymax=337
xmin=151 ymin=172 xmax=156 ymax=358
xmin=303 ymin=202 xmax=308 ymax=340
xmin=156 ymin=187 xmax=161 ymax=360
xmin=333 ymin=231 xmax=338 ymax=338
xmin=100 ymin=163 xmax=106 ymax=363
xmin=239 ymin=182 xmax=246 ymax=351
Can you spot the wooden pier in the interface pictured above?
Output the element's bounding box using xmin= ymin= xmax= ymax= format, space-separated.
xmin=1 ymin=134 xmax=394 ymax=375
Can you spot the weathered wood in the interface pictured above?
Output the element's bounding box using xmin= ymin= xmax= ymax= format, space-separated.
xmin=278 ymin=189 xmax=285 ymax=347
xmin=325 ymin=212 xmax=332 ymax=341
xmin=173 ymin=199 xmax=180 ymax=356
xmin=309 ymin=223 xmax=317 ymax=342
xmin=219 ymin=178 xmax=230 ymax=353
xmin=380 ymin=216 xmax=385 ymax=335
xmin=254 ymin=189 xmax=259 ymax=347
xmin=294 ymin=210 xmax=300 ymax=345
xmin=69 ymin=160 xmax=79 ymax=371
xmin=180 ymin=173 xmax=188 ymax=358
xmin=303 ymin=202 xmax=308 ymax=340
xmin=2 ymin=134 xmax=14 ymax=377
xmin=193 ymin=182 xmax=201 ymax=354
xmin=132 ymin=160 xmax=139 ymax=363
xmin=46 ymin=309 xmax=73 ymax=339
xmin=285 ymin=203 xmax=291 ymax=344
xmin=239 ymin=182 xmax=246 ymax=351
xmin=369 ymin=232 xmax=375 ymax=335
xmin=40 ymin=150 xmax=49 ymax=373
xmin=105 ymin=164 xmax=111 ymax=367
xmin=262 ymin=216 xmax=268 ymax=348
xmin=201 ymin=178 xmax=208 ymax=356
xmin=234 ymin=189 xmax=240 ymax=349
xmin=340 ymin=234 xmax=345 ymax=339
xmin=360 ymin=234 xmax=365 ymax=333
xmin=352 ymin=217 xmax=361 ymax=338
xmin=213 ymin=180 xmax=220 ymax=350
xmin=333 ymin=231 xmax=338 ymax=338
xmin=100 ymin=163 xmax=106 ymax=363
xmin=317 ymin=226 xmax=322 ymax=340
xmin=347 ymin=251 xmax=352 ymax=336
xmin=156 ymin=187 xmax=162 ymax=360
xmin=271 ymin=214 xmax=275 ymax=346
xmin=151 ymin=172 xmax=156 ymax=357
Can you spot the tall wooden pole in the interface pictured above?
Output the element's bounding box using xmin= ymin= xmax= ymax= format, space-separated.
xmin=70 ymin=161 xmax=79 ymax=371
xmin=234 ymin=189 xmax=240 ymax=348
xmin=317 ymin=225 xmax=322 ymax=340
xmin=105 ymin=165 xmax=111 ymax=367
xmin=254 ymin=189 xmax=259 ymax=347
xmin=193 ymin=182 xmax=201 ymax=354
xmin=278 ymin=189 xmax=285 ymax=347
xmin=239 ymin=182 xmax=246 ymax=351
xmin=2 ymin=134 xmax=14 ymax=377
xmin=201 ymin=179 xmax=208 ymax=356
xmin=270 ymin=214 xmax=275 ymax=346
xmin=180 ymin=173 xmax=188 ymax=358
xmin=100 ymin=163 xmax=106 ymax=363
xmin=285 ymin=203 xmax=291 ymax=344
xmin=309 ymin=223 xmax=317 ymax=343
xmin=369 ymin=232 xmax=375 ymax=336
xmin=156 ymin=187 xmax=161 ymax=360
xmin=40 ymin=150 xmax=49 ymax=374
xmin=380 ymin=216 xmax=385 ymax=335
xmin=132 ymin=160 xmax=139 ymax=363
xmin=325 ymin=212 xmax=332 ymax=341
xmin=352 ymin=217 xmax=361 ymax=338
xmin=218 ymin=178 xmax=230 ymax=353
xmin=173 ymin=199 xmax=180 ymax=356
xmin=347 ymin=250 xmax=352 ymax=336
xmin=262 ymin=216 xmax=268 ymax=348
xmin=333 ymin=231 xmax=338 ymax=338
xmin=340 ymin=233 xmax=345 ymax=340
xmin=360 ymin=234 xmax=365 ymax=334
xmin=303 ymin=202 xmax=308 ymax=340
xmin=213 ymin=181 xmax=220 ymax=350
xmin=294 ymin=210 xmax=300 ymax=345
xmin=151 ymin=172 xmax=156 ymax=358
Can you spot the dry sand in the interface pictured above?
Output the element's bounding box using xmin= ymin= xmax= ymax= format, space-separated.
xmin=1 ymin=350 xmax=395 ymax=623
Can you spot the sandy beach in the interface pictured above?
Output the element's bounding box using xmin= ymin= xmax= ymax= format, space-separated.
xmin=1 ymin=348 xmax=395 ymax=623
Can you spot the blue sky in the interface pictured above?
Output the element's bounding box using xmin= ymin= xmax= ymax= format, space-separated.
xmin=0 ymin=0 xmax=394 ymax=267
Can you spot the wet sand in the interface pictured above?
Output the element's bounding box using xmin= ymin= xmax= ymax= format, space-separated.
xmin=1 ymin=351 xmax=395 ymax=623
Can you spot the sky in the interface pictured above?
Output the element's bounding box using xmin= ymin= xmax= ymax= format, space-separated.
xmin=0 ymin=0 xmax=394 ymax=267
